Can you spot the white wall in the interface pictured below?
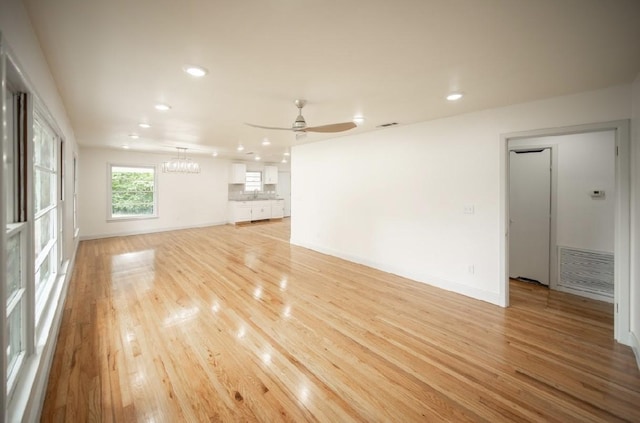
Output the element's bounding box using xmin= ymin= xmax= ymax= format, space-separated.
xmin=0 ymin=0 xmax=79 ymax=260
xmin=1 ymin=0 xmax=80 ymax=420
xmin=245 ymin=161 xmax=291 ymax=173
xmin=291 ymin=85 xmax=631 ymax=306
xmin=79 ymin=147 xmax=230 ymax=239
xmin=510 ymin=131 xmax=616 ymax=253
xmin=631 ymin=73 xmax=640 ymax=365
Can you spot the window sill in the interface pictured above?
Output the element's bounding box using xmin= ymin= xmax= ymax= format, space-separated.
xmin=107 ymin=215 xmax=159 ymax=223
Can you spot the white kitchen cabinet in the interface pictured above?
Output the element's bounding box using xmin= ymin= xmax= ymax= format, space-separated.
xmin=264 ymin=165 xmax=278 ymax=184
xmin=228 ymin=201 xmax=252 ymax=223
xmin=228 ymin=199 xmax=285 ymax=224
xmin=251 ymin=201 xmax=271 ymax=221
xmin=271 ymin=199 xmax=284 ymax=219
xmin=229 ymin=163 xmax=247 ymax=184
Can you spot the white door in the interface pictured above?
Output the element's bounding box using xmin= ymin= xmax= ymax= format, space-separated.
xmin=276 ymin=171 xmax=291 ymax=217
xmin=509 ymin=148 xmax=551 ymax=285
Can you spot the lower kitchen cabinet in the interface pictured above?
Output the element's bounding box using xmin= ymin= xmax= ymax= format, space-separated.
xmin=228 ymin=200 xmax=285 ymax=224
xmin=251 ymin=201 xmax=271 ymax=220
xmin=271 ymin=199 xmax=284 ymax=219
xmin=228 ymin=201 xmax=253 ymax=223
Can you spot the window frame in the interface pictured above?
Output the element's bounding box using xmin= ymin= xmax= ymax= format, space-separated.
xmin=32 ymin=111 xmax=60 ymax=326
xmin=107 ymin=163 xmax=159 ymax=221
xmin=245 ymin=170 xmax=262 ymax=193
xmin=5 ymin=223 xmax=27 ymax=395
xmin=73 ymin=154 xmax=79 ymax=237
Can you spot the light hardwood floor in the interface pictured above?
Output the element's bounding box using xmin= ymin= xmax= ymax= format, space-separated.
xmin=42 ymin=219 xmax=640 ymax=422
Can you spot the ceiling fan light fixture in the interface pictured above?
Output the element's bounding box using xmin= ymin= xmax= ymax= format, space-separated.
xmin=245 ymin=99 xmax=357 ymax=135
xmin=183 ymin=65 xmax=208 ymax=77
xmin=292 ymin=114 xmax=306 ymax=130
xmin=446 ymin=92 xmax=464 ymax=101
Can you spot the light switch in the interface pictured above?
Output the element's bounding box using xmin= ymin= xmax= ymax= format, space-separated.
xmin=464 ymin=205 xmax=475 ymax=214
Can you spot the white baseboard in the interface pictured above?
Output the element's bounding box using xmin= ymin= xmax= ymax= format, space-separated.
xmin=80 ymin=220 xmax=228 ymax=240
xmin=553 ymin=284 xmax=614 ymax=303
xmin=290 ymin=238 xmax=502 ymax=307
xmin=630 ymin=331 xmax=640 ymax=371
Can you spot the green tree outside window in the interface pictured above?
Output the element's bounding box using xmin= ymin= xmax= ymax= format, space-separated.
xmin=110 ymin=166 xmax=156 ymax=217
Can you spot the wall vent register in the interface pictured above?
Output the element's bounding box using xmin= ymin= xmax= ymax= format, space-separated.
xmin=558 ymin=246 xmax=613 ymax=297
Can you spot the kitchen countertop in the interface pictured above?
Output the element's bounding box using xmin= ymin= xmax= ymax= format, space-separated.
xmin=228 ymin=198 xmax=284 ymax=202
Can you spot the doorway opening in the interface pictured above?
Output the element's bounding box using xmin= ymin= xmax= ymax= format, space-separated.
xmin=501 ymin=121 xmax=631 ymax=345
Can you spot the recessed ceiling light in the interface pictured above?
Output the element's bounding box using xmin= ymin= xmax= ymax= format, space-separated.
xmin=122 ymin=145 xmax=130 ymax=149
xmin=255 ymin=156 xmax=261 ymax=161
xmin=212 ymin=151 xmax=218 ymax=157
xmin=237 ymin=145 xmax=245 ymax=151
xmin=262 ymin=138 xmax=271 ymax=146
xmin=284 ymin=151 xmax=290 ymax=156
xmin=183 ymin=65 xmax=208 ymax=77
xmin=281 ymin=158 xmax=287 ymax=164
xmin=128 ymin=133 xmax=139 ymax=139
xmin=138 ymin=123 xmax=151 ymax=129
xmin=446 ymin=92 xmax=463 ymax=101
xmin=353 ymin=116 xmax=365 ymax=125
xmin=154 ymin=103 xmax=171 ymax=111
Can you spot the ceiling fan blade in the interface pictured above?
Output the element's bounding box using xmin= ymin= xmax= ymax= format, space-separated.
xmin=245 ymin=123 xmax=293 ymax=131
xmin=304 ymin=122 xmax=357 ymax=133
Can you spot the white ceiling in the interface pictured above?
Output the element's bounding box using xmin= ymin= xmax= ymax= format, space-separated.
xmin=23 ymin=0 xmax=640 ymax=162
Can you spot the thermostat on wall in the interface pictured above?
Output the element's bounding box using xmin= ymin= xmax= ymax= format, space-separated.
xmin=590 ymin=190 xmax=605 ymax=198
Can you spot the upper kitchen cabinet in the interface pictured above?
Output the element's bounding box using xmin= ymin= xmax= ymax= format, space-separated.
xmin=264 ymin=165 xmax=278 ymax=184
xmin=229 ymin=163 xmax=247 ymax=184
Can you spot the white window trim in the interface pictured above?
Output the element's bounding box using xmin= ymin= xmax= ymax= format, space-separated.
xmin=73 ymin=154 xmax=79 ymax=238
xmin=5 ymin=219 xmax=28 ymax=399
xmin=107 ymin=163 xmax=159 ymax=221
xmin=245 ymin=170 xmax=263 ymax=193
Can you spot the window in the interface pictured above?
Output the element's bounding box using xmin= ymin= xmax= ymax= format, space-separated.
xmin=33 ymin=113 xmax=59 ymax=318
xmin=6 ymin=227 xmax=26 ymax=390
xmin=73 ymin=155 xmax=78 ymax=236
xmin=109 ymin=165 xmax=157 ymax=219
xmin=245 ymin=171 xmax=262 ymax=193
xmin=5 ymin=89 xmax=28 ymax=397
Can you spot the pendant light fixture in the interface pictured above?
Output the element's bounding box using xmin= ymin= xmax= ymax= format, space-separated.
xmin=162 ymin=147 xmax=201 ymax=174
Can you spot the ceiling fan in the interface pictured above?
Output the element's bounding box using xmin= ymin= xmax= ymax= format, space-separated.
xmin=245 ymin=99 xmax=356 ymax=133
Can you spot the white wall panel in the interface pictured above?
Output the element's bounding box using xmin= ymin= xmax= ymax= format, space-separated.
xmin=292 ymin=85 xmax=631 ymax=305
xmin=79 ymin=147 xmax=229 ymax=239
xmin=510 ymin=131 xmax=616 ymax=253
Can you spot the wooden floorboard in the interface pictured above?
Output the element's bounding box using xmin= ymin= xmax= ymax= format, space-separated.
xmin=41 ymin=218 xmax=640 ymax=422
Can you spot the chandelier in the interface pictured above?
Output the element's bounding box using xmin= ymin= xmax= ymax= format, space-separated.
xmin=162 ymin=147 xmax=201 ymax=174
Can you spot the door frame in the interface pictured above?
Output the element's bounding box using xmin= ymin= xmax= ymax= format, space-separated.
xmin=500 ymin=120 xmax=631 ymax=345
xmin=508 ymin=145 xmax=557 ymax=288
